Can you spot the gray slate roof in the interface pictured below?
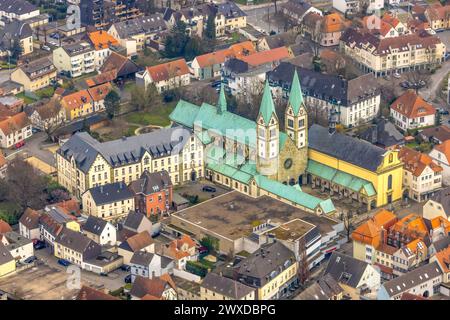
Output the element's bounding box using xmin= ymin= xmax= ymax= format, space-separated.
xmin=111 ymin=14 xmax=167 ymax=39
xmin=324 ymin=252 xmax=369 ymax=288
xmin=123 ymin=211 xmax=147 ymax=232
xmin=382 ymin=262 xmax=442 ymax=297
xmin=83 ymin=216 xmax=109 ymax=236
xmin=202 ymin=272 xmax=255 ymax=299
xmin=295 ymin=273 xmax=343 ymax=300
xmin=359 ymin=118 xmax=405 ymax=148
xmin=429 ymin=187 xmax=450 ymax=218
xmin=87 ymin=182 xmax=133 ymax=206
xmin=309 ymin=124 xmax=386 ymax=172
xmin=128 ymin=170 xmax=172 ymax=196
xmin=0 ymin=0 xmax=38 ymax=16
xmin=216 ymin=1 xmax=247 ymax=19
xmin=55 ymin=227 xmax=101 ymax=258
xmin=130 ymin=250 xmax=173 ymax=268
xmin=0 ymin=20 xmax=32 ymax=50
xmin=58 ymin=127 xmax=193 ymax=173
xmin=0 ymin=242 xmax=14 ymax=265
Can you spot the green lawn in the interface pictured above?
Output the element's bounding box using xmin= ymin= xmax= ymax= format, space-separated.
xmin=0 ymin=201 xmax=22 ymax=225
xmin=16 ymin=92 xmax=37 ymax=104
xmin=124 ymin=125 xmax=139 ymax=137
xmin=35 ymin=86 xmax=55 ymax=99
xmin=125 ymin=103 xmax=176 ymax=127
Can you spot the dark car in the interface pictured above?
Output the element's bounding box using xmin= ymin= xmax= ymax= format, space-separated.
xmin=33 ymin=241 xmax=46 ymax=250
xmin=198 ymin=246 xmax=208 ymax=255
xmin=211 ymin=80 xmax=221 ymax=88
xmin=217 ymin=254 xmax=227 ymax=262
xmin=400 ymin=81 xmax=410 ymax=89
xmin=120 ymin=264 xmax=131 ymax=272
xmin=440 ymin=110 xmax=449 ymax=115
xmin=202 ymin=186 xmax=216 ymax=192
xmin=100 ymin=272 xmax=108 ymax=277
xmin=124 ymin=274 xmax=132 ymax=283
xmin=57 ymin=259 xmax=71 ymax=267
xmin=24 ymin=256 xmax=37 ymax=264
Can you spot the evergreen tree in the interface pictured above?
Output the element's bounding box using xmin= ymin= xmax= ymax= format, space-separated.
xmin=10 ymin=39 xmax=23 ymax=63
xmin=163 ymin=21 xmax=189 ymax=58
xmin=205 ymin=14 xmax=216 ymax=40
xmin=104 ymin=90 xmax=121 ymax=119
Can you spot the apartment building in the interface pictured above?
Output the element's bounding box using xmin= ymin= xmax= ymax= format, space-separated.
xmin=82 ymin=216 xmax=117 ymax=245
xmin=390 ymin=90 xmax=436 ymax=131
xmin=10 ymin=57 xmax=57 ymax=92
xmin=399 ymin=147 xmax=442 ymax=202
xmin=0 ymin=0 xmax=40 ymax=22
xmin=425 ymin=3 xmax=450 ymax=31
xmin=53 ymin=42 xmax=96 ymax=78
xmin=214 ymin=1 xmax=247 ymax=37
xmin=135 ymin=59 xmax=190 ymax=93
xmin=56 ymin=128 xmax=203 ymax=198
xmin=0 ymin=112 xmax=32 ymax=148
xmin=301 ymin=12 xmax=347 ymax=47
xmin=268 ymin=62 xmax=380 ymax=127
xmin=340 ymin=28 xmax=446 ymax=76
xmin=362 ymin=13 xmax=410 ymax=39
xmin=333 ymin=0 xmax=360 ymax=15
xmin=201 ymin=273 xmax=255 ymax=300
xmin=429 ymin=140 xmax=450 ymax=185
xmin=87 ymin=30 xmax=120 ymax=70
xmin=81 ymin=182 xmax=135 ymax=221
xmin=0 ymin=21 xmax=33 ymax=57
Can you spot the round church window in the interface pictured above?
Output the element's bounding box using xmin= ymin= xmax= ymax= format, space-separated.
xmin=284 ymin=158 xmax=293 ymax=169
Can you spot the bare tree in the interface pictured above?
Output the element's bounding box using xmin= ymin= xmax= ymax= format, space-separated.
xmin=39 ymin=98 xmax=65 ymax=140
xmin=341 ymin=210 xmax=354 ymax=241
xmin=406 ymin=70 xmax=430 ymax=94
xmin=297 ymin=236 xmax=310 ymax=287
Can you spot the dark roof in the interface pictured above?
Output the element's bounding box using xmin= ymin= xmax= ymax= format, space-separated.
xmin=53 ymin=113 xmax=108 ymax=137
xmin=202 ymin=272 xmax=255 ymax=299
xmin=420 ymin=125 xmax=450 ymax=143
xmin=429 ymin=187 xmax=450 ymax=217
xmin=309 ymin=124 xmax=386 ymax=172
xmin=62 ymin=42 xmax=94 ymax=57
xmin=216 ymin=1 xmax=246 ymax=19
xmin=58 ymin=127 xmax=192 ymax=173
xmin=130 ymin=251 xmax=173 ymax=268
xmin=76 ymin=286 xmax=119 ymax=300
xmin=82 ymin=216 xmax=109 ymax=236
xmin=119 ymin=231 xmax=153 ymax=252
xmin=0 ymin=242 xmax=14 ymax=265
xmin=87 ymin=182 xmax=133 ymax=206
xmin=223 ymin=58 xmax=249 ymax=74
xmin=236 ymin=241 xmax=295 ymax=287
xmin=100 ymin=51 xmax=139 ymax=78
xmin=324 ymin=252 xmax=370 ymax=288
xmin=55 ymin=228 xmax=101 ymax=257
xmin=359 ymin=118 xmax=405 ymax=148
xmin=382 ymin=262 xmax=442 ymax=297
xmin=280 ymin=0 xmax=312 ymax=19
xmin=17 ymin=57 xmax=56 ymax=80
xmin=295 ymin=273 xmax=343 ymax=300
xmin=123 ymin=211 xmax=148 ymax=231
xmin=432 ymin=236 xmax=450 ymax=253
xmin=0 ymin=0 xmax=38 ymax=15
xmin=263 ymin=32 xmax=297 ymax=49
xmin=128 ymin=170 xmax=172 ymax=196
xmin=111 ymin=14 xmax=167 ymax=39
xmin=0 ymin=21 xmax=32 ymax=50
xmin=19 ymin=208 xmax=40 ymax=230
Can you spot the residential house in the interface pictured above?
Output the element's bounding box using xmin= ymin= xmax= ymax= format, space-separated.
xmin=325 ymin=252 xmax=381 ymax=299
xmin=378 ymin=261 xmax=443 ymax=299
xmin=294 ymin=273 xmax=344 ymax=300
xmin=239 ymin=47 xmax=291 ymax=68
xmin=128 ymin=170 xmax=172 ymax=218
xmin=420 ymin=125 xmax=450 ymax=145
xmin=1 ymin=231 xmax=34 ymax=262
xmin=56 ymin=128 xmax=204 ymax=197
xmin=53 ymin=42 xmax=96 ymax=78
xmin=392 ymin=239 xmax=428 ymax=276
xmin=332 ymin=0 xmax=360 ymax=15
xmin=201 ymin=272 xmax=255 ymax=300
xmin=108 ymin=14 xmax=168 ymax=57
xmin=160 ymin=235 xmax=197 ymax=270
xmin=268 ymin=63 xmax=381 ymax=127
xmin=173 ymin=275 xmax=201 ymax=300
xmin=191 ymin=41 xmax=255 ymax=80
xmin=18 ymin=208 xmax=40 ymax=240
xmin=431 ymin=245 xmax=450 ymax=284
xmin=0 ymin=21 xmax=33 ymax=57
xmin=118 ymin=231 xmax=155 ymax=264
xmin=0 ymin=243 xmax=15 ymax=277
xmin=130 ymin=250 xmax=174 ymax=281
xmin=99 ymin=51 xmax=140 ymax=81
xmin=130 ymin=274 xmax=177 ymax=300
xmin=429 ymin=140 xmax=450 ymax=185
xmin=399 ymin=146 xmax=442 ymax=202
xmin=163 ymin=6 xmax=208 ymax=38
xmin=302 ymin=12 xmax=347 ymax=47
xmin=60 ymin=90 xmax=93 ymax=121
xmin=87 ymin=30 xmax=120 ymax=70
xmin=214 ymin=1 xmax=247 ymax=37
xmin=82 ymin=216 xmax=117 ymax=246
xmin=429 ymin=237 xmax=450 ymax=257
xmin=24 ymin=97 xmax=66 ymax=131
xmin=423 ymin=186 xmax=450 ymax=221
xmin=0 ymin=112 xmax=32 ymax=148
xmin=82 ymin=182 xmax=135 ymax=222
xmin=362 ymin=13 xmax=410 ymax=39
xmin=54 ymin=227 xmax=101 ymax=268
xmin=359 ymin=118 xmax=405 ymax=149
xmin=256 ymin=32 xmax=298 ymax=52
xmin=135 ymin=59 xmax=190 ymax=93
xmin=122 ymin=210 xmax=153 ymax=235
xmin=425 ymin=3 xmax=450 ymax=31
xmin=75 ymin=286 xmax=119 ymax=300
xmin=10 ymin=57 xmax=57 ymax=92
xmin=234 ymin=241 xmax=298 ymax=300
xmin=279 ymin=1 xmax=322 ymax=25
xmin=340 ymin=28 xmax=445 ymax=76
xmin=88 ymin=82 xmax=113 ymax=113
xmin=39 ymin=207 xmax=80 ymax=250
xmin=0 ymin=0 xmax=40 ymax=22
xmin=390 ymin=90 xmax=436 ymax=131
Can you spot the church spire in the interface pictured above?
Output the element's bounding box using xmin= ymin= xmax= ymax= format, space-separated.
xmin=217 ymin=83 xmax=227 ymax=114
xmin=288 ymin=69 xmax=304 ymax=115
xmin=259 ymin=80 xmax=276 ymax=125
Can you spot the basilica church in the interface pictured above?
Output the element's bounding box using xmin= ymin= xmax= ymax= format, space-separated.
xmin=170 ymin=71 xmax=404 ymax=215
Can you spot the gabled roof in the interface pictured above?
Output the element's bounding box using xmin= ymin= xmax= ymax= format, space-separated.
xmin=61 ymin=90 xmax=92 ymax=111
xmin=391 ymin=90 xmax=435 ymax=119
xmin=55 ymin=227 xmax=101 ymax=255
xmin=130 ymin=274 xmax=176 ymax=299
xmin=434 ymin=140 xmax=450 ymax=165
xmin=420 ymin=125 xmax=450 ymax=143
xmin=119 ymin=231 xmax=153 ymax=252
xmin=399 ymin=146 xmax=442 ymax=177
xmin=0 ymin=0 xmax=38 ymax=15
xmin=123 ymin=211 xmax=149 ymax=232
xmin=146 ymin=59 xmax=190 ymax=83
xmin=194 ymin=41 xmax=255 ymax=68
xmin=295 ymin=273 xmax=343 ymax=300
xmin=87 ymin=83 xmax=112 ymax=102
xmin=239 ymin=46 xmax=290 ymax=67
xmin=359 ymin=118 xmax=404 ymax=148
xmin=19 ymin=208 xmax=40 ymax=230
xmin=202 ymin=272 xmax=254 ymax=299
xmin=428 ymin=186 xmax=450 ymax=217
xmin=100 ymin=52 xmax=139 ymax=77
xmin=76 ymin=286 xmax=119 ymax=300
xmin=0 ymin=219 xmax=12 ymax=234
xmin=111 ymin=14 xmax=167 ymax=39
xmin=325 ymin=252 xmax=370 ymax=288
xmin=128 ymin=170 xmax=172 ymax=196
xmin=0 ymin=242 xmax=14 ymax=265
xmin=0 ymin=112 xmax=30 ymax=136
xmin=87 ymin=30 xmax=119 ymax=50
xmin=82 ymin=216 xmax=109 ymax=236
xmin=87 ymin=181 xmax=133 ymax=206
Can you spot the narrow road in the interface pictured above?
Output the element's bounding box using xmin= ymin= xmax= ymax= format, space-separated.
xmin=419 ymin=60 xmax=450 ymax=102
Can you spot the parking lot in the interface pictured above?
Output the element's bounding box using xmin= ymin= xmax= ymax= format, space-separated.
xmin=173 ymin=179 xmax=231 ymax=204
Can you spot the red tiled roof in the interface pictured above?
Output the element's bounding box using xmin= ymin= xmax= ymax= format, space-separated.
xmin=195 ymin=41 xmax=255 ymax=68
xmin=87 ymin=83 xmax=112 ymax=102
xmin=240 ymin=46 xmax=291 ymax=67
xmin=0 ymin=219 xmax=12 ymax=234
xmin=146 ymin=59 xmax=190 ymax=83
xmin=88 ymin=30 xmax=119 ymax=50
xmin=61 ymin=90 xmax=92 ymax=111
xmin=390 ymin=90 xmax=435 ymax=119
xmin=0 ymin=112 xmax=30 ymax=136
xmin=399 ymin=146 xmax=442 ymax=177
xmin=434 ymin=139 xmax=450 ymax=164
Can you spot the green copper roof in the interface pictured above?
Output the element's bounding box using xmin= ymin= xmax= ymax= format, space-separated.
xmin=289 ymin=69 xmax=304 ymax=115
xmin=217 ymin=83 xmax=227 ymax=114
xmin=196 ymin=130 xmax=213 ymax=145
xmin=259 ymin=81 xmax=276 ymax=125
xmin=169 ymin=100 xmax=200 ymax=128
xmin=319 ymin=199 xmax=335 ymax=214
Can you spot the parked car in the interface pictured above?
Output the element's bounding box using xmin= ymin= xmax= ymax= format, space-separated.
xmin=41 ymin=45 xmax=51 ymax=51
xmin=124 ymin=274 xmax=132 ymax=283
xmin=393 ymin=72 xmax=401 ymax=79
xmin=445 ymin=52 xmax=450 ymax=61
xmin=211 ymin=80 xmax=221 ymax=88
xmin=24 ymin=256 xmax=37 ymax=264
xmin=198 ymin=246 xmax=208 ymax=255
xmin=400 ymin=81 xmax=410 ymax=89
xmin=100 ymin=272 xmax=108 ymax=277
xmin=441 ymin=110 xmax=449 ymax=115
xmin=15 ymin=141 xmax=25 ymax=149
xmin=50 ymin=32 xmax=61 ymax=39
xmin=33 ymin=241 xmax=46 ymax=250
xmin=217 ymin=254 xmax=227 ymax=262
xmin=57 ymin=259 xmax=71 ymax=267
xmin=202 ymin=186 xmax=216 ymax=192
xmin=120 ymin=264 xmax=131 ymax=272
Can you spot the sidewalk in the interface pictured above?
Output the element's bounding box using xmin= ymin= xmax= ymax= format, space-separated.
xmin=237 ymin=0 xmax=288 ymax=11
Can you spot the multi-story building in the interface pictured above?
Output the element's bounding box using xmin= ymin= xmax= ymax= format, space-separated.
xmin=18 ymin=208 xmax=41 ymax=241
xmin=422 ymin=186 xmax=450 ymax=222
xmin=1 ymin=231 xmax=34 ymax=263
xmin=429 ymin=140 xmax=450 ymax=185
xmin=82 ymin=216 xmax=117 ymax=246
xmin=130 ymin=251 xmax=174 ymax=282
xmin=10 ymin=57 xmax=57 ymax=92
xmin=362 ymin=13 xmax=410 ymax=39
xmin=301 ymin=12 xmax=347 ymax=47
xmin=279 ymin=1 xmax=322 ymax=25
xmin=425 ymin=3 xmax=450 ymax=31
xmin=81 ymin=182 xmax=135 ymax=221
xmin=340 ymin=28 xmax=446 ymax=77
xmin=201 ymin=273 xmax=255 ymax=300
xmin=87 ymin=30 xmax=120 ymax=70
xmin=390 ymin=90 xmax=436 ymax=131
xmin=268 ymin=62 xmax=381 ymax=127
xmin=392 ymin=239 xmax=428 ymax=276
xmin=0 ymin=21 xmax=33 ymax=57
xmin=214 ymin=1 xmax=247 ymax=37
xmin=128 ymin=171 xmax=172 ymax=218
xmin=332 ymin=0 xmax=360 ymax=15
xmin=399 ymin=146 xmax=442 ymax=202
xmin=135 ymin=59 xmax=191 ymax=93
xmin=0 ymin=112 xmax=32 ymax=148
xmin=0 ymin=0 xmax=40 ymax=22
xmin=56 ymin=127 xmax=204 ymax=198
xmin=53 ymin=42 xmax=96 ymax=78
xmin=24 ymin=97 xmax=66 ymax=131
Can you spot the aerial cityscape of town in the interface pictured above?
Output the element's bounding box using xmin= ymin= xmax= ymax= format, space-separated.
xmin=0 ymin=0 xmax=450 ymax=304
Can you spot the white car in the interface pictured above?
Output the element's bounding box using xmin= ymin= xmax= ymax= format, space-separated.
xmin=393 ymin=72 xmax=401 ymax=79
